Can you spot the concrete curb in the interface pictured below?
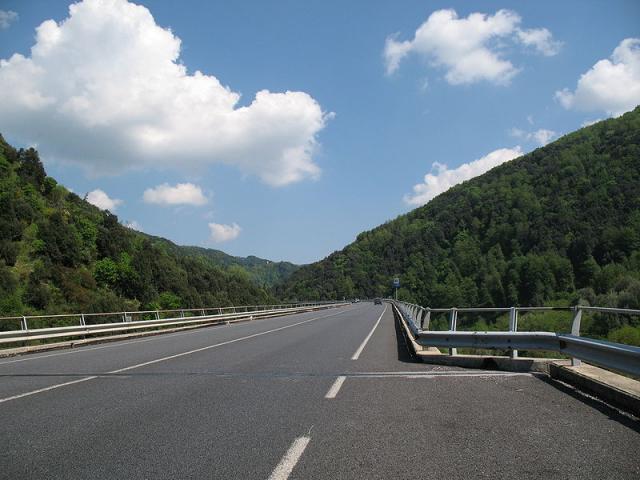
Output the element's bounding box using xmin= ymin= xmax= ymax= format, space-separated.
xmin=550 ymin=362 xmax=640 ymax=418
xmin=415 ymin=352 xmax=564 ymax=374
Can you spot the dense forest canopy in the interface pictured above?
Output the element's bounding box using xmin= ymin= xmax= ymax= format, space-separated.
xmin=156 ymin=244 xmax=299 ymax=289
xmin=277 ymin=107 xmax=640 ymax=342
xmin=0 ymin=136 xmax=302 ymax=317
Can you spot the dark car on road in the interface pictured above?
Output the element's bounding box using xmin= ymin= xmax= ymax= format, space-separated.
xmin=374 ymin=298 xmax=383 ymax=305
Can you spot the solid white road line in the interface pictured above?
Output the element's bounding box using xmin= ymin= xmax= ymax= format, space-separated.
xmin=0 ymin=309 xmax=349 ymax=405
xmin=324 ymin=376 xmax=346 ymax=399
xmin=268 ymin=436 xmax=310 ymax=480
xmin=0 ymin=326 xmax=226 ymax=366
xmin=347 ymin=371 xmax=536 ymax=378
xmin=0 ymin=376 xmax=98 ymax=404
xmin=0 ymin=307 xmax=332 ymax=366
xmin=108 ymin=309 xmax=347 ymax=374
xmin=351 ymin=304 xmax=387 ymax=360
xmin=385 ymin=372 xmax=534 ymax=379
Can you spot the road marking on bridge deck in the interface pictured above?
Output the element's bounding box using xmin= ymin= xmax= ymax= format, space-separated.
xmin=0 ymin=325 xmax=227 ymax=366
xmin=324 ymin=375 xmax=346 ymax=399
xmin=0 ymin=376 xmax=98 ymax=404
xmin=0 ymin=308 xmax=331 ymax=366
xmin=351 ymin=304 xmax=387 ymax=360
xmin=268 ymin=436 xmax=310 ymax=480
xmin=354 ymin=372 xmax=535 ymax=379
xmin=0 ymin=309 xmax=350 ymax=405
xmin=108 ymin=309 xmax=347 ymax=374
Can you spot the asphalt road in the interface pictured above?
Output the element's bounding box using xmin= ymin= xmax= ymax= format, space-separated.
xmin=0 ymin=303 xmax=638 ymax=479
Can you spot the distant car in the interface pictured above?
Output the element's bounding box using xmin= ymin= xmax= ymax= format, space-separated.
xmin=374 ymin=298 xmax=382 ymax=305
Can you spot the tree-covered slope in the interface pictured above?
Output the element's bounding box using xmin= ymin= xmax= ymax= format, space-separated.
xmin=0 ymin=136 xmax=275 ymax=317
xmin=155 ymin=243 xmax=299 ymax=288
xmin=278 ymin=107 xmax=640 ymax=318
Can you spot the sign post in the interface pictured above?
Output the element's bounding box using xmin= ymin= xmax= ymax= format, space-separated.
xmin=393 ymin=277 xmax=400 ymax=300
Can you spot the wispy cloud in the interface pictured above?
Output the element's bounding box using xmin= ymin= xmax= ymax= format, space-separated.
xmin=510 ymin=127 xmax=556 ymax=146
xmin=0 ymin=10 xmax=18 ymax=29
xmin=209 ymin=222 xmax=241 ymax=243
xmin=143 ymin=183 xmax=208 ymax=206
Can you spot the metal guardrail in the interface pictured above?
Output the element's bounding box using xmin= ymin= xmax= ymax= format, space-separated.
xmin=390 ymin=300 xmax=640 ymax=377
xmin=0 ymin=301 xmax=347 ymax=346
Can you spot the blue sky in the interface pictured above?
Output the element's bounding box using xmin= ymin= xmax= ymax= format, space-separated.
xmin=0 ymin=0 xmax=639 ymax=264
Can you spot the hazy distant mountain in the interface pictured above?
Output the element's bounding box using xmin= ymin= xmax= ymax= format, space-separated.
xmin=149 ymin=242 xmax=299 ymax=288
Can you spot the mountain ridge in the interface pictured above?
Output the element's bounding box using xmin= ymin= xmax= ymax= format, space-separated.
xmin=144 ymin=239 xmax=299 ymax=288
xmin=0 ymin=137 xmax=297 ymax=317
xmin=277 ymin=108 xmax=640 ymax=328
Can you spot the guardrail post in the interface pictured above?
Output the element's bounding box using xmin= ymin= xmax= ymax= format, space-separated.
xmin=509 ymin=307 xmax=519 ymax=359
xmin=201 ymin=309 xmax=205 ymax=317
xmin=155 ymin=310 xmax=160 ymax=321
xmin=421 ymin=308 xmax=431 ymax=330
xmin=21 ymin=316 xmax=28 ymax=331
xmin=80 ymin=314 xmax=86 ymax=326
xmin=180 ymin=310 xmax=184 ymax=318
xmin=449 ymin=308 xmax=458 ymax=356
xmin=571 ymin=307 xmax=583 ymax=367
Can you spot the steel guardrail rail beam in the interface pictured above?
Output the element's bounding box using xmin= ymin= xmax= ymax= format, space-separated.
xmin=0 ymin=301 xmax=340 ymax=323
xmin=388 ymin=299 xmax=640 ymax=377
xmin=0 ymin=302 xmax=348 ymax=345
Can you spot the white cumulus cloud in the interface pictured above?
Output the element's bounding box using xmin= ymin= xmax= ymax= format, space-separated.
xmin=123 ymin=220 xmax=143 ymax=231
xmin=86 ymin=189 xmax=122 ymax=211
xmin=0 ymin=10 xmax=18 ymax=29
xmin=404 ymin=147 xmax=523 ymax=206
xmin=0 ymin=0 xmax=331 ymax=186
xmin=143 ymin=182 xmax=208 ymax=206
xmin=383 ymin=9 xmax=560 ymax=85
xmin=555 ymin=38 xmax=640 ymax=117
xmin=209 ymin=222 xmax=241 ymax=243
xmin=510 ymin=127 xmax=556 ymax=146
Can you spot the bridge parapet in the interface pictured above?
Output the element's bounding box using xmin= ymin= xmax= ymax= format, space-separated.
xmin=390 ymin=300 xmax=640 ymax=378
xmin=0 ymin=301 xmax=348 ymax=348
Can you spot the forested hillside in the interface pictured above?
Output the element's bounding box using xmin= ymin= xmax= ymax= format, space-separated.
xmin=0 ymin=136 xmax=278 ymax=317
xmin=278 ymin=108 xmax=640 ymax=326
xmin=159 ymin=244 xmax=299 ymax=288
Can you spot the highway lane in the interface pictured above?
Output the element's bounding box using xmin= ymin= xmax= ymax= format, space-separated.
xmin=0 ymin=306 xmax=356 ymax=399
xmin=0 ymin=303 xmax=382 ymax=479
xmin=1 ymin=302 xmax=639 ymax=479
